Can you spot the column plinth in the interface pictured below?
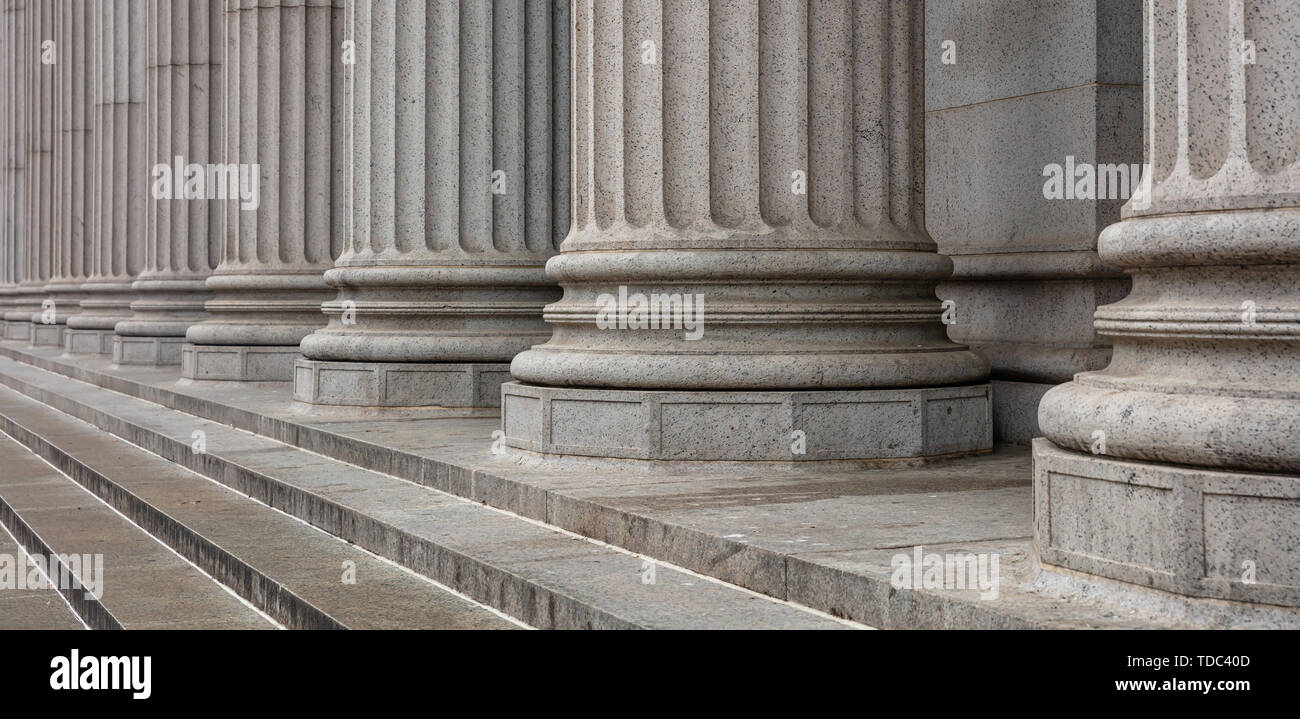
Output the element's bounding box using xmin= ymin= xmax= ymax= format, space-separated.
xmin=503 ymin=0 xmax=989 ymax=461
xmin=1035 ymin=0 xmax=1300 ymax=606
xmin=293 ymin=0 xmax=568 ymax=406
xmin=113 ymin=0 xmax=221 ymax=366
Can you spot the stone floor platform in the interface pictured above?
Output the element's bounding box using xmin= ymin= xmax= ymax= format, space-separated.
xmin=1 ymin=339 xmax=1297 ymax=629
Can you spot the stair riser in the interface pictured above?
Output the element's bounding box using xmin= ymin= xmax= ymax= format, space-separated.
xmin=0 ymin=347 xmax=792 ymax=604
xmin=0 ymin=411 xmax=342 ymax=630
xmin=0 ymin=377 xmax=642 ymax=629
xmin=0 ymin=488 xmax=120 ymax=630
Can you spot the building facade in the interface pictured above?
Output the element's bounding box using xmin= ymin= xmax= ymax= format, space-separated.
xmin=0 ymin=0 xmax=1295 ymax=628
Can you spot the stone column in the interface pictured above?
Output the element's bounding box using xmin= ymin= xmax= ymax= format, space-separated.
xmin=504 ymin=0 xmax=990 ymax=462
xmin=0 ymin=0 xmax=27 ymax=333
xmin=1036 ymin=0 xmax=1300 ymax=607
xmin=35 ymin=0 xmax=94 ymax=347
xmin=293 ymin=0 xmax=569 ymax=407
xmin=66 ymin=0 xmax=147 ymax=355
xmin=4 ymin=0 xmax=53 ymax=342
xmin=181 ymin=0 xmax=344 ymax=381
xmin=113 ymin=0 xmax=222 ymax=365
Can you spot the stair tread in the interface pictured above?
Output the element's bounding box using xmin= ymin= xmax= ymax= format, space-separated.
xmin=0 ymin=388 xmax=516 ymax=630
xmin=0 ymin=357 xmax=852 ymax=629
xmin=0 ymin=431 xmax=275 ymax=630
xmin=0 ymin=525 xmax=85 ymax=629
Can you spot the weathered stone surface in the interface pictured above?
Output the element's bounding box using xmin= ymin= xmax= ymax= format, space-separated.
xmin=182 ymin=0 xmax=346 ymax=380
xmin=113 ymin=0 xmax=224 ymax=364
xmin=294 ymin=0 xmax=569 ymax=406
xmin=66 ymin=0 xmax=147 ymax=352
xmin=4 ymin=1 xmax=54 ymax=336
xmin=1036 ymin=0 xmax=1300 ymax=604
xmin=10 ymin=344 xmax=1297 ymax=627
xmin=0 ymin=426 xmax=274 ymax=630
xmin=294 ymin=358 xmax=510 ymax=407
xmin=508 ymin=1 xmax=987 ymax=461
xmin=502 ymin=381 xmax=992 ymax=462
xmin=927 ymin=1 xmax=1142 ymax=443
xmin=0 ymin=351 xmax=848 ymax=629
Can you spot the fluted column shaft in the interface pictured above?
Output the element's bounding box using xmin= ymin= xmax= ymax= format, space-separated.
xmin=511 ymin=0 xmax=986 ymax=392
xmin=180 ymin=0 xmax=345 ymax=381
xmin=1035 ymin=0 xmax=1300 ymax=606
xmin=4 ymin=0 xmax=53 ymax=340
xmin=65 ymin=0 xmax=147 ymax=353
xmin=294 ymin=0 xmax=569 ymax=406
xmin=32 ymin=0 xmax=94 ymax=346
xmin=113 ymin=0 xmax=223 ymax=365
xmin=0 ymin=0 xmax=28 ymax=333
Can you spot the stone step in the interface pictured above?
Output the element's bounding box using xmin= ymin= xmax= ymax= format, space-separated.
xmin=0 ymin=430 xmax=276 ymax=630
xmin=0 ymin=522 xmax=85 ymax=629
xmin=0 ymin=361 xmax=854 ymax=629
xmin=0 ymin=388 xmax=517 ymax=630
xmin=1 ymin=342 xmax=1234 ymax=630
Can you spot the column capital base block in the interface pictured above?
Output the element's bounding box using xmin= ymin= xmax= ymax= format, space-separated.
xmin=293 ymin=358 xmax=511 ymax=407
xmin=1033 ymin=438 xmax=1300 ymax=608
xmin=501 ymin=381 xmax=992 ymax=462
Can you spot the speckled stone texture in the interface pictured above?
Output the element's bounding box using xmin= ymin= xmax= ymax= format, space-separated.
xmin=295 ymin=359 xmax=511 ymax=408
xmin=66 ymin=1 xmax=145 ymax=354
xmin=36 ymin=0 xmax=98 ymax=345
xmin=502 ymin=381 xmax=992 ymax=462
xmin=927 ymin=0 xmax=1141 ymax=443
xmin=63 ymin=328 xmax=114 ymax=356
xmin=508 ymin=1 xmax=988 ymax=461
xmin=1036 ymin=0 xmax=1300 ymax=605
xmin=112 ymin=0 xmax=223 ymax=365
xmin=4 ymin=1 xmax=53 ymax=342
xmin=182 ymin=0 xmax=345 ymax=381
xmin=293 ymin=0 xmax=569 ymax=406
xmin=0 ymin=2 xmax=24 ymax=328
xmin=183 ymin=343 xmax=303 ymax=382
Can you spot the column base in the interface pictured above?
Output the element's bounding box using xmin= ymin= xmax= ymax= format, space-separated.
xmin=30 ymin=323 xmax=66 ymax=347
xmin=63 ymin=328 xmax=117 ymax=356
xmin=3 ymin=320 xmax=32 ymax=342
xmin=182 ymin=344 xmax=302 ymax=381
xmin=1033 ymin=438 xmax=1300 ymax=607
xmin=501 ymin=382 xmax=992 ymax=462
xmin=112 ymin=336 xmax=186 ymax=366
xmin=293 ymin=359 xmax=511 ymax=407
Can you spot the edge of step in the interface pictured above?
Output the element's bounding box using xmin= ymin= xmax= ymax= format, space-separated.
xmin=0 ymin=367 xmax=852 ymax=630
xmin=0 ymin=431 xmax=277 ymax=630
xmin=0 ymin=343 xmax=1083 ymax=629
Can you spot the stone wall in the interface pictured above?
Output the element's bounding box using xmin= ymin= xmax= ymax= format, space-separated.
xmin=926 ymin=0 xmax=1142 ymax=442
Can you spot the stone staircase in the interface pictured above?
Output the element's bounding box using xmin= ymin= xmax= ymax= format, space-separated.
xmin=0 ymin=350 xmax=855 ymax=630
xmin=6 ymin=341 xmax=1293 ymax=629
